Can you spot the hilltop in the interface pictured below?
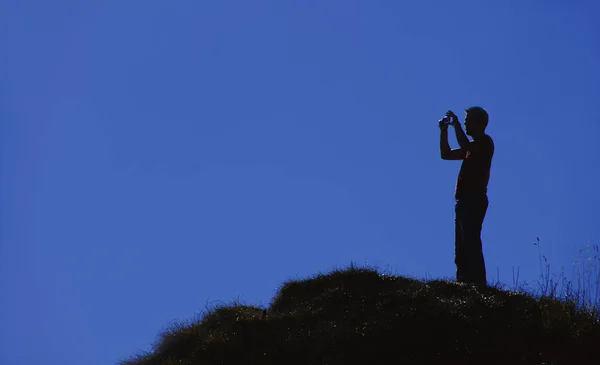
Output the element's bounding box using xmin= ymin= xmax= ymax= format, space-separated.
xmin=120 ymin=265 xmax=600 ymax=365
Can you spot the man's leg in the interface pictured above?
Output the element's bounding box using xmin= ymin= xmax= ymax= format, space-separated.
xmin=454 ymin=199 xmax=467 ymax=283
xmin=461 ymin=196 xmax=488 ymax=286
xmin=455 ymin=196 xmax=488 ymax=286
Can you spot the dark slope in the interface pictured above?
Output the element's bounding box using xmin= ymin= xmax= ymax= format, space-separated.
xmin=120 ymin=266 xmax=600 ymax=365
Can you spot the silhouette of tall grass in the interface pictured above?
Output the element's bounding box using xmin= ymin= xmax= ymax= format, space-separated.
xmin=523 ymin=238 xmax=599 ymax=317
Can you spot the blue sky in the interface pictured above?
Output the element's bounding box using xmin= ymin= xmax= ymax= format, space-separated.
xmin=1 ymin=1 xmax=599 ymax=364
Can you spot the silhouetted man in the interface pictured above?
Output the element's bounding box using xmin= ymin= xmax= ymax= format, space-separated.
xmin=439 ymin=107 xmax=494 ymax=287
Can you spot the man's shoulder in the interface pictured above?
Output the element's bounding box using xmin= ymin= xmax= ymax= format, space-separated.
xmin=483 ymin=134 xmax=494 ymax=156
xmin=468 ymin=135 xmax=494 ymax=156
xmin=469 ymin=134 xmax=493 ymax=147
xmin=485 ymin=134 xmax=494 ymax=148
xmin=482 ymin=133 xmax=493 ymax=143
xmin=478 ymin=134 xmax=494 ymax=149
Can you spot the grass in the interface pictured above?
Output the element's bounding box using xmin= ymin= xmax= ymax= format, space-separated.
xmin=119 ymin=244 xmax=600 ymax=365
xmin=533 ymin=238 xmax=599 ymax=314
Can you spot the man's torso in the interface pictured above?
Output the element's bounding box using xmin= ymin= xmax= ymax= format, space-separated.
xmin=455 ymin=134 xmax=494 ymax=198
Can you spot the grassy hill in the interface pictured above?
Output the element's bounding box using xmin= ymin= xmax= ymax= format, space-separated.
xmin=120 ymin=264 xmax=600 ymax=365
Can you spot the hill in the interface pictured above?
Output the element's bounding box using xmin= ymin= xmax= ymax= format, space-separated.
xmin=120 ymin=265 xmax=600 ymax=365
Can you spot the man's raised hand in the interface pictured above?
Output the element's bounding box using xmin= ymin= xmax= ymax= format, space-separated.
xmin=446 ymin=110 xmax=459 ymax=126
xmin=439 ymin=118 xmax=449 ymax=130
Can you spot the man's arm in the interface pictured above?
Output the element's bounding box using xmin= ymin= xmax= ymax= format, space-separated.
xmin=447 ymin=111 xmax=470 ymax=149
xmin=440 ymin=122 xmax=466 ymax=160
xmin=453 ymin=122 xmax=470 ymax=149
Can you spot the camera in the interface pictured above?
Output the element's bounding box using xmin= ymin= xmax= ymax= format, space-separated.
xmin=440 ymin=116 xmax=452 ymax=125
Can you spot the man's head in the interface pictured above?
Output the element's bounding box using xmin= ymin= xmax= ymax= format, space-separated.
xmin=463 ymin=106 xmax=488 ymax=137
